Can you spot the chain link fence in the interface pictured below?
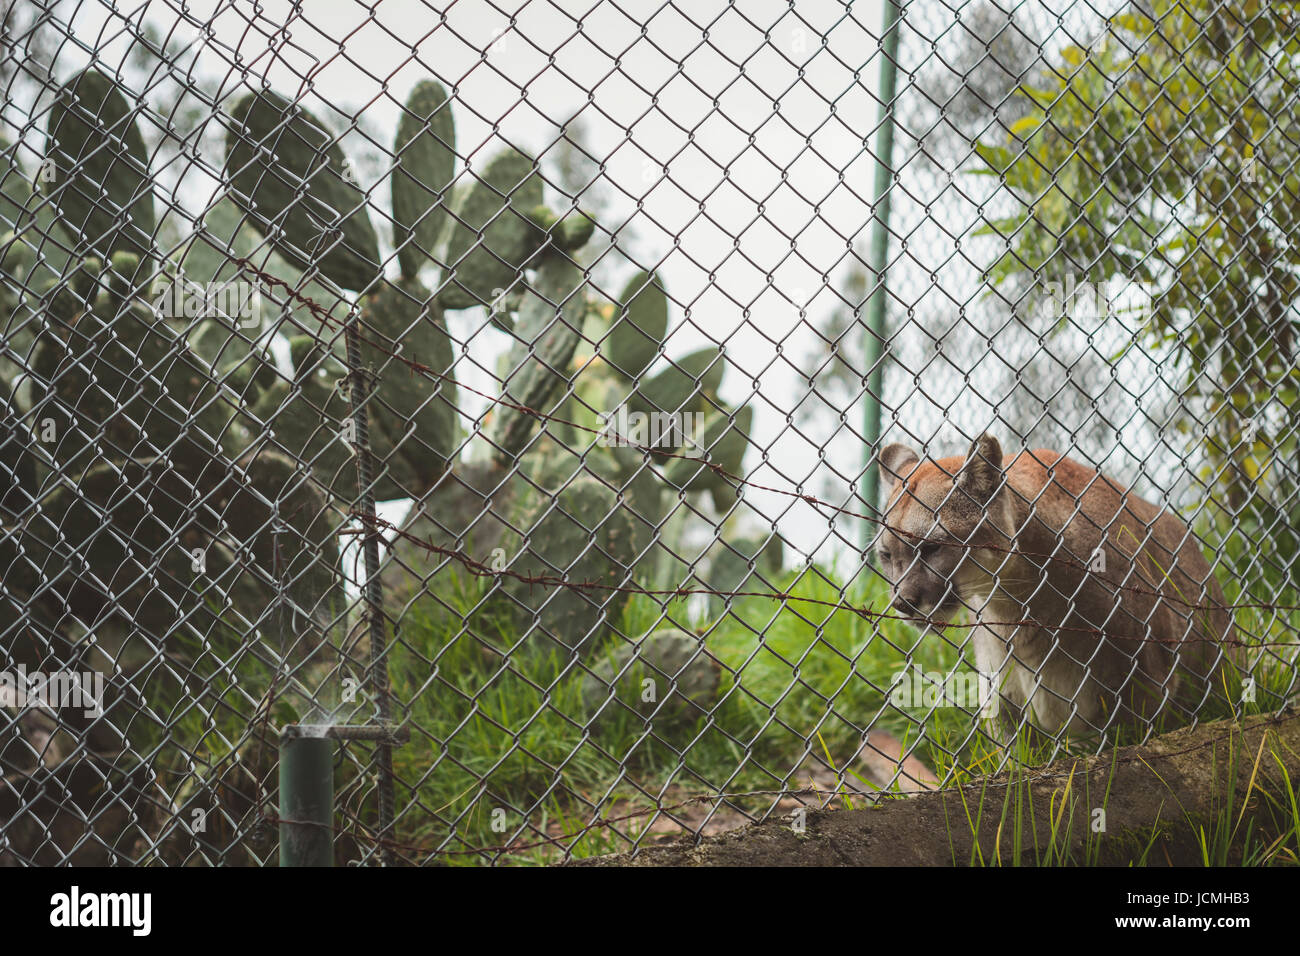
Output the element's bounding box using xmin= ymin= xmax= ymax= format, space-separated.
xmin=0 ymin=0 xmax=1296 ymax=865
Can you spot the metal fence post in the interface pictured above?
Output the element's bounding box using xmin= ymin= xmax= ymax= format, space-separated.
xmin=279 ymin=729 xmax=334 ymax=867
xmin=342 ymin=306 xmax=398 ymax=865
xmin=278 ymin=724 xmax=409 ymax=866
xmin=861 ymin=0 xmax=902 ymax=546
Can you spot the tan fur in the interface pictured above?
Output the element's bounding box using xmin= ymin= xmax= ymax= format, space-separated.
xmin=876 ymin=435 xmax=1235 ymax=738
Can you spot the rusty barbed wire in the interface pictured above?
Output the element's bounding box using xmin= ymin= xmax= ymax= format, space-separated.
xmin=338 ymin=511 xmax=1298 ymax=649
xmin=237 ymin=259 xmax=1300 ymax=624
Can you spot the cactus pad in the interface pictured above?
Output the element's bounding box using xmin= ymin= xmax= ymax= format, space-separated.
xmin=583 ymin=629 xmax=720 ymax=726
xmin=505 ymin=477 xmax=636 ymax=655
xmin=225 ymin=91 xmax=381 ymax=292
xmin=438 ymin=150 xmax=544 ymax=309
xmin=630 ymin=346 xmax=724 ymax=419
xmin=491 ymin=254 xmax=585 ymax=464
xmin=361 ymin=277 xmax=458 ymax=496
xmin=607 ymin=270 xmax=667 ymax=379
xmin=43 ymin=69 xmax=157 ymax=261
xmin=250 ymin=337 xmax=355 ymax=499
xmin=392 ymin=80 xmax=456 ymax=280
xmin=664 ymin=404 xmax=752 ymax=490
xmin=31 ymin=298 xmax=228 ymax=481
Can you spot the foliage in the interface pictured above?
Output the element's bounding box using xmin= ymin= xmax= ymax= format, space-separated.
xmin=0 ymin=67 xmax=763 ymax=859
xmin=974 ymin=0 xmax=1300 ymax=582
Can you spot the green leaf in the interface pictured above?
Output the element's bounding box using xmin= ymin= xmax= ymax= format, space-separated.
xmin=1009 ymin=115 xmax=1042 ymax=138
xmin=974 ymin=141 xmax=1015 ymax=175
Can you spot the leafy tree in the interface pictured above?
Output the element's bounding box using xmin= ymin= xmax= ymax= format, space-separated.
xmin=975 ymin=0 xmax=1300 ymax=586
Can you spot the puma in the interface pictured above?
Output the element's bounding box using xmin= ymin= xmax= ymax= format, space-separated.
xmin=875 ymin=433 xmax=1235 ymax=738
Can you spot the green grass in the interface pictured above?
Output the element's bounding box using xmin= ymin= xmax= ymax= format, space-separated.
xmin=112 ymin=534 xmax=1292 ymax=866
xmin=944 ymin=719 xmax=1300 ymax=867
xmin=357 ymin=546 xmax=1299 ymax=865
xmin=367 ymin=561 xmax=1016 ymax=863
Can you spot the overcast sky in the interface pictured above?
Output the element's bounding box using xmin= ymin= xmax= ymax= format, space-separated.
xmin=25 ymin=0 xmax=1169 ymax=573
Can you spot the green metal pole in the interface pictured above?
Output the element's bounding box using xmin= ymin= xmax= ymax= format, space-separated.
xmin=279 ymin=731 xmax=334 ymax=867
xmin=862 ymin=0 xmax=902 ymax=547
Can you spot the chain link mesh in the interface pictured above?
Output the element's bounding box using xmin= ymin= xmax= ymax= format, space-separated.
xmin=0 ymin=0 xmax=1295 ymax=865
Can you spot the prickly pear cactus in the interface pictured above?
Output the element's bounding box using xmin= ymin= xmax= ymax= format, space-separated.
xmin=491 ymin=254 xmax=585 ymax=465
xmin=216 ymin=80 xmax=639 ymax=512
xmin=437 ymin=150 xmax=545 ymax=309
xmin=2 ymin=135 xmax=75 ymax=350
xmin=630 ymin=347 xmax=725 ymax=421
xmin=5 ymin=65 xmax=767 ymax=758
xmin=250 ymin=336 xmax=355 ymax=497
xmin=378 ymin=460 xmax=522 ymax=608
xmin=16 ymin=447 xmax=338 ymax=636
xmin=225 ymin=90 xmax=381 ymax=292
xmin=21 ymin=457 xmax=204 ymax=630
xmin=505 ymin=477 xmax=637 ymax=655
xmin=30 ymin=285 xmax=230 ymax=483
xmin=360 ymin=277 xmax=458 ymax=495
xmin=181 ymin=197 xmax=352 ymax=430
xmin=501 ymin=256 xmax=760 ymax=599
xmin=702 ymin=535 xmax=783 ymax=621
xmin=18 ymin=70 xmax=349 ymax=670
xmin=43 ymin=69 xmax=157 ymax=263
xmin=664 ymin=404 xmax=753 ymax=490
xmin=391 ymin=80 xmax=456 ymax=280
xmin=606 ymin=270 xmax=667 ymax=379
xmin=595 ymin=270 xmax=724 ymax=422
xmin=209 ymin=449 xmax=343 ymax=627
xmin=0 ymin=381 xmax=40 ymax=601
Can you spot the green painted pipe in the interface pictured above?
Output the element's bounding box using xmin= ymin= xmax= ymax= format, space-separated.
xmin=279 ymin=732 xmax=334 ymax=867
xmin=862 ymin=0 xmax=902 ymax=548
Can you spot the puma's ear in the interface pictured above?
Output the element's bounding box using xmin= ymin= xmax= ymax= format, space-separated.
xmin=879 ymin=443 xmax=920 ymax=486
xmin=957 ymin=433 xmax=1004 ymax=503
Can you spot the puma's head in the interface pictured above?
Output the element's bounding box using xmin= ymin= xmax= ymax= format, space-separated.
xmin=874 ymin=433 xmax=1015 ymax=622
